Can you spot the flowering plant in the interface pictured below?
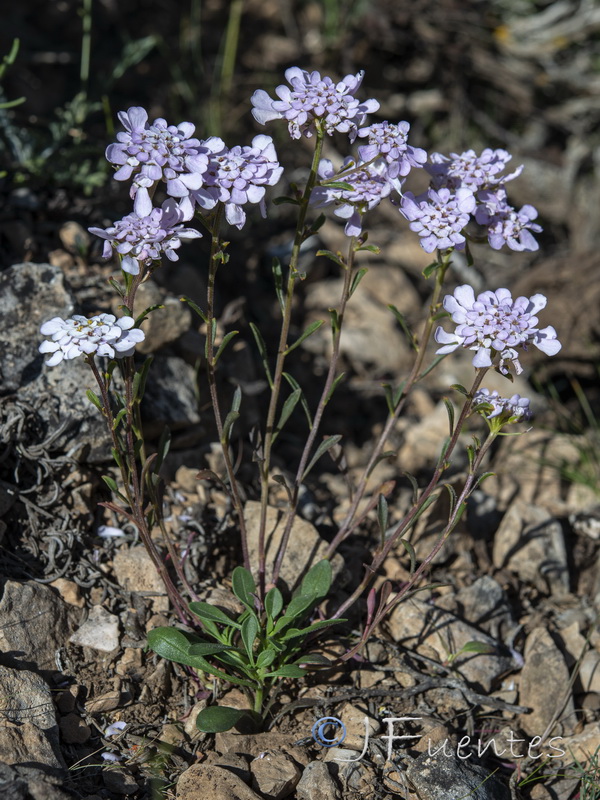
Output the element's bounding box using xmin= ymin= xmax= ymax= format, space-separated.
xmin=39 ymin=67 xmax=561 ymax=733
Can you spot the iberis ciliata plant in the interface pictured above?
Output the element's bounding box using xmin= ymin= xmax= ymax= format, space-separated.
xmin=39 ymin=67 xmax=561 ymax=733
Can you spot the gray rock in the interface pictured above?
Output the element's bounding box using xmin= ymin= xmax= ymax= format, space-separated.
xmin=493 ymin=500 xmax=569 ymax=594
xmin=519 ymin=627 xmax=575 ymax=737
xmin=250 ymin=751 xmax=301 ymax=799
xmin=0 ymin=763 xmax=72 ymax=799
xmin=0 ymin=580 xmax=69 ymax=677
xmin=69 ymin=604 xmax=120 ymax=653
xmin=436 ymin=576 xmax=517 ymax=641
xmin=131 ymin=279 xmax=191 ymax=354
xmin=0 ymin=263 xmax=74 ymax=395
xmin=387 ymin=597 xmax=513 ymax=693
xmin=406 ymin=749 xmax=511 ymax=800
xmin=176 ymin=763 xmax=262 ymax=800
xmin=141 ymin=355 xmax=201 ymax=436
xmin=296 ymin=761 xmax=340 ymax=800
xmin=102 ymin=768 xmax=139 ymax=795
xmin=112 ymin=546 xmax=168 ymax=611
xmin=0 ymin=665 xmax=64 ymax=772
xmin=1 ymin=263 xmax=111 ymax=462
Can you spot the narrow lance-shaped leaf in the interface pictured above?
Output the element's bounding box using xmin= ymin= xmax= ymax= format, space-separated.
xmin=283 ymin=372 xmax=312 ymax=428
xmin=400 ymin=538 xmax=416 ymax=575
xmin=443 ymin=397 xmax=455 ymax=436
xmin=196 ymin=706 xmax=256 ymax=733
xmin=444 ymin=483 xmax=457 ymax=516
xmin=324 ymin=372 xmax=345 ymax=405
xmin=302 ymin=435 xmax=342 ymax=480
xmin=221 ymin=386 xmax=242 ymax=444
xmin=180 ymin=295 xmax=208 ymax=324
xmin=213 ymin=330 xmax=239 ymax=365
xmin=265 ymin=587 xmax=284 ymax=622
xmin=284 ymin=320 xmax=325 ymax=355
xmin=316 ymin=249 xmax=346 ymax=270
xmin=377 ymin=494 xmax=389 ymax=541
xmin=249 ymin=322 xmax=273 ymax=388
xmin=189 ymin=601 xmax=242 ymax=630
xmin=154 ymin=426 xmax=171 ymax=473
xmin=349 ymin=268 xmax=368 ymax=297
xmin=274 ymin=389 xmax=301 ymax=438
xmin=132 ymin=356 xmax=153 ymax=403
xmin=86 ymin=389 xmax=103 ymax=412
xmin=272 ymin=258 xmax=285 ymax=314
xmin=240 ymin=615 xmax=258 ymax=663
xmin=134 ymin=303 xmax=164 ymax=327
xmin=388 ymin=304 xmax=417 ymax=350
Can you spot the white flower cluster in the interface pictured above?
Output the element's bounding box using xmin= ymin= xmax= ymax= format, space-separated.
xmin=39 ymin=314 xmax=145 ymax=366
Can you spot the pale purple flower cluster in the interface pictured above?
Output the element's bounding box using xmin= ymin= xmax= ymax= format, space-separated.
xmin=472 ymin=388 xmax=532 ymax=421
xmin=475 ymin=189 xmax=542 ymax=251
xmin=435 ymin=285 xmax=561 ymax=375
xmin=411 ymin=148 xmax=541 ymax=252
xmin=357 ymin=121 xmax=427 ymax=179
xmin=251 ymin=67 xmax=379 ymax=141
xmin=311 ymin=158 xmax=392 ymax=236
xmin=89 ymin=199 xmax=202 ymax=275
xmin=39 ymin=314 xmax=145 ymax=366
xmin=399 ymin=188 xmax=476 ymax=253
xmin=104 ymin=107 xmax=282 ymax=231
xmin=105 ymin=106 xmax=225 ymax=217
xmin=201 ymin=135 xmax=284 ymax=229
xmin=427 ymin=149 xmax=522 ymax=191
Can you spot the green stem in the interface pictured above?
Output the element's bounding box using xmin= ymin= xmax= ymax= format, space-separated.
xmin=325 ymin=255 xmax=451 ymax=558
xmin=205 ymin=204 xmax=251 ymax=571
xmin=334 ymin=367 xmax=488 ymax=626
xmin=256 ymin=123 xmax=326 ymax=598
xmin=271 ymin=236 xmax=357 ymax=586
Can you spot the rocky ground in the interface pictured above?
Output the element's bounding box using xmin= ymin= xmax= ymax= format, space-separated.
xmin=1 ymin=1 xmax=600 ymax=799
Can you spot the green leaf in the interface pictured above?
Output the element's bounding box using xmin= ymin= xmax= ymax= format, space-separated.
xmin=328 ymin=308 xmax=340 ymax=334
xmin=274 ymin=389 xmax=301 ymax=437
xmin=189 ymin=601 xmax=242 ymax=630
xmin=196 ymin=706 xmax=255 ymax=733
xmin=132 ymin=357 xmax=153 ymax=403
xmin=272 ymin=195 xmax=300 ymax=206
xmin=320 ymin=181 xmax=354 ymax=191
xmin=187 ymin=642 xmax=236 ymax=656
xmin=349 ymin=268 xmax=368 ymax=297
xmin=284 ymin=320 xmax=324 ymax=355
xmin=265 ymin=587 xmax=284 ymax=622
xmin=443 ymin=398 xmax=455 ymax=436
xmin=451 ymin=383 xmax=469 ymax=397
xmin=110 ymin=447 xmax=123 ymax=469
xmin=423 ymin=261 xmax=440 ymax=279
xmin=357 ymin=244 xmax=380 ymax=254
xmin=179 ymin=295 xmax=208 ymax=324
xmin=112 ymin=407 xmax=127 ymax=431
xmin=256 ymin=649 xmax=276 ymax=669
xmin=213 ymin=330 xmax=239 ymax=365
xmin=400 ymin=538 xmax=416 ymax=575
xmin=231 ymin=567 xmax=257 ymax=610
xmin=222 ymin=386 xmax=242 ymax=444
xmin=316 ymin=249 xmax=347 ymax=270
xmin=147 ymin=627 xmax=206 ymax=667
xmin=134 ymin=303 xmax=164 ymax=327
xmin=249 ymin=323 xmax=273 ymax=388
xmin=300 ymin=560 xmax=332 ymax=600
xmin=309 ymin=213 xmax=327 ymax=233
xmin=264 ymin=665 xmax=307 ymax=678
xmin=282 ymin=373 xmax=312 ymax=428
xmin=86 ymin=389 xmax=103 ymax=412
xmin=285 ymin=592 xmax=319 ymax=620
xmin=388 ymin=305 xmax=416 ymax=350
xmin=444 ymin=483 xmax=457 ymax=516
xmin=154 ymin=426 xmax=171 ymax=473
xmin=102 ymin=475 xmax=119 ymax=494
xmin=241 ymin=616 xmax=258 ymax=662
xmin=324 ymin=373 xmax=345 ymax=405
xmin=294 ymin=653 xmax=331 ymax=666
xmin=377 ymin=494 xmax=389 ymax=539
xmin=272 ymin=258 xmax=285 ymax=314
xmin=108 ymin=277 xmax=126 ymax=297
xmin=473 ymin=471 xmax=495 ymax=489
xmin=302 ymin=435 xmax=342 ymax=480
xmin=280 ymin=618 xmax=346 ymax=641
xmin=459 ymin=640 xmax=495 ymax=655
